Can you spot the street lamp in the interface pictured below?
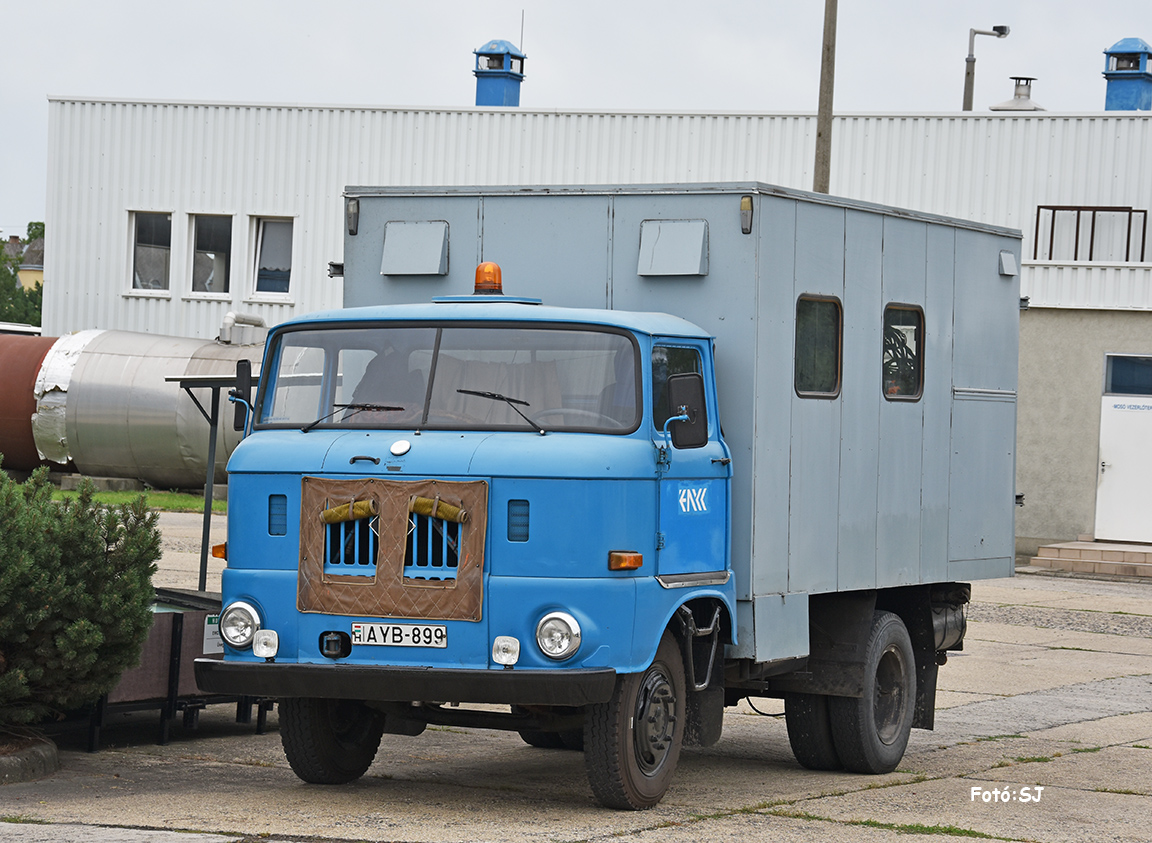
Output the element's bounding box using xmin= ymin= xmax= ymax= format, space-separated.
xmin=963 ymin=25 xmax=1010 ymax=111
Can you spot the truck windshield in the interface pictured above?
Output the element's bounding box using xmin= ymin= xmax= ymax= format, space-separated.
xmin=257 ymin=323 xmax=640 ymax=433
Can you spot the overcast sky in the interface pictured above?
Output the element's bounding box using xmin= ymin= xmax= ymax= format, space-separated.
xmin=1 ymin=0 xmax=1147 ymax=236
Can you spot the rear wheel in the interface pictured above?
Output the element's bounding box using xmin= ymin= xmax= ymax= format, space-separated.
xmin=584 ymin=631 xmax=685 ymax=809
xmin=784 ymin=692 xmax=842 ymax=770
xmin=829 ymin=611 xmax=916 ymax=774
xmin=280 ymin=698 xmax=384 ymax=784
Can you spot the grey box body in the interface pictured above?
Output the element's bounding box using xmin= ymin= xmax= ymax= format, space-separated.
xmin=342 ymin=182 xmax=1022 ymax=662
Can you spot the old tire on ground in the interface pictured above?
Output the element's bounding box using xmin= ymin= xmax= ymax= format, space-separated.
xmin=829 ymin=611 xmax=916 ymax=774
xmin=280 ymin=698 xmax=385 ymax=784
xmin=584 ymin=630 xmax=685 ymax=810
xmin=784 ymin=692 xmax=842 ymax=770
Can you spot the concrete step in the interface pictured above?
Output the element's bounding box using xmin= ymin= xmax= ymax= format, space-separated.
xmin=1032 ymin=540 xmax=1152 ymax=578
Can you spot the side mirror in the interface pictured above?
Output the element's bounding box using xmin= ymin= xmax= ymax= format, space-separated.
xmin=666 ymin=372 xmax=708 ymax=449
xmin=232 ymin=358 xmax=252 ymax=431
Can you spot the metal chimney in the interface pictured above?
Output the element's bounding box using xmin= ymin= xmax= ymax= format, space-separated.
xmin=1103 ymin=37 xmax=1152 ymax=110
xmin=473 ymin=39 xmax=526 ymax=107
xmin=989 ymin=76 xmax=1046 ymax=111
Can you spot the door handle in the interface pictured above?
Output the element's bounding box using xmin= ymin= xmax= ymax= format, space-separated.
xmin=350 ymin=455 xmax=381 ymax=465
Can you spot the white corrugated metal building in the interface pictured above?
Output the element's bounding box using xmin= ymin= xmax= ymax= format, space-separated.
xmin=43 ymin=97 xmax=1152 ymax=554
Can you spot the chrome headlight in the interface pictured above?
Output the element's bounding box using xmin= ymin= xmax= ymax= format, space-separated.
xmin=219 ymin=601 xmax=261 ymax=649
xmin=535 ymin=611 xmax=581 ymax=660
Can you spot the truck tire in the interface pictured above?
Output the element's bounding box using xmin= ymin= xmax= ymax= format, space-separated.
xmin=829 ymin=611 xmax=916 ymax=774
xmin=584 ymin=631 xmax=685 ymax=810
xmin=280 ymin=698 xmax=384 ymax=784
xmin=784 ymin=692 xmax=842 ymax=770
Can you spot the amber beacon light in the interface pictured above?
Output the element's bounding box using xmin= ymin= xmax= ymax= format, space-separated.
xmin=474 ymin=261 xmax=504 ymax=294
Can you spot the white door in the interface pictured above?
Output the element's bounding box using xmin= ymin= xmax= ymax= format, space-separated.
xmin=1094 ymin=355 xmax=1152 ymax=542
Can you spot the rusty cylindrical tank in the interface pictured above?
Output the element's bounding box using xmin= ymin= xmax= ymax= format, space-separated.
xmin=1 ymin=330 xmax=263 ymax=488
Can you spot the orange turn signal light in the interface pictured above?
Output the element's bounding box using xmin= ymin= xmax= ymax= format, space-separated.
xmin=474 ymin=261 xmax=503 ymax=295
xmin=608 ymin=551 xmax=643 ymax=571
xmin=211 ymin=542 xmax=228 ymax=560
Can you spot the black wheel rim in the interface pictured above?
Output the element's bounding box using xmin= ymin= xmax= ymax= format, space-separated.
xmin=632 ymin=664 xmax=677 ymax=775
xmin=874 ymin=644 xmax=908 ymax=745
xmin=327 ymin=700 xmax=372 ymax=747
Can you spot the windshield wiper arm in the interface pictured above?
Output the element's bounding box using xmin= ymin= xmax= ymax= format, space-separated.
xmin=456 ymin=389 xmax=545 ymax=435
xmin=301 ymin=402 xmax=405 ymax=433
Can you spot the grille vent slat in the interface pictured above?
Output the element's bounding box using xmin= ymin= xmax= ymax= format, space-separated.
xmin=508 ymin=499 xmax=530 ymax=542
xmin=269 ymin=494 xmax=288 ymax=536
xmin=404 ymin=513 xmax=460 ymax=581
xmin=318 ymin=503 xmax=467 ymax=581
xmin=323 ymin=516 xmax=378 ymax=576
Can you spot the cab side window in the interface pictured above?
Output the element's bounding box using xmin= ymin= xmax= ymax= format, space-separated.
xmin=652 ymin=345 xmax=702 ymax=429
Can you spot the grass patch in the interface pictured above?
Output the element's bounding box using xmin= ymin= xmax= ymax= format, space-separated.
xmin=1071 ymin=746 xmax=1102 ymax=753
xmin=53 ymin=488 xmax=226 ymax=513
xmin=770 ymin=810 xmax=1007 ymax=838
xmin=1095 ymin=787 xmax=1142 ymax=795
xmin=1132 ymin=744 xmax=1151 ymax=749
xmin=1013 ymin=756 xmax=1052 ymax=763
xmin=976 ymin=734 xmax=1025 ymax=742
xmin=1 ymin=816 xmax=49 ymax=824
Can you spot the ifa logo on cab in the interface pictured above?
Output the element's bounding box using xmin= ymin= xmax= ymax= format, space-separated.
xmin=679 ymin=487 xmax=708 ymax=513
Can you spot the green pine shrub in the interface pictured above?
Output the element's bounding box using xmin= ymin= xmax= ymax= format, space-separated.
xmin=0 ymin=465 xmax=160 ymax=725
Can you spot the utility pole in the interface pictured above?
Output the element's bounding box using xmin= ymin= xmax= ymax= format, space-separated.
xmin=813 ymin=0 xmax=838 ymax=194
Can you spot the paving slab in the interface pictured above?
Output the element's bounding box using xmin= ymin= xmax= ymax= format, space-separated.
xmin=788 ymin=776 xmax=1150 ymax=843
xmin=983 ymin=744 xmax=1152 ymax=795
xmin=0 ymin=826 xmax=241 ymax=843
xmin=934 ymin=641 xmax=1152 ymax=697
xmin=1027 ymin=711 xmax=1152 ymax=747
xmin=153 ymin=511 xmax=226 ymax=592
xmin=4 ymin=555 xmax=1151 ymax=841
xmin=965 ymin=620 xmax=1152 ymax=657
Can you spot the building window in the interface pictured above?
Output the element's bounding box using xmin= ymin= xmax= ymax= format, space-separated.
xmin=254 ymin=218 xmax=293 ymax=294
xmin=883 ymin=305 xmax=924 ymax=401
xmin=192 ymin=214 xmax=232 ymax=293
xmin=1105 ymin=355 xmax=1152 ymax=396
xmin=132 ymin=212 xmax=171 ymax=290
xmin=652 ymin=345 xmax=701 ymax=429
xmin=794 ymin=295 xmax=842 ymax=397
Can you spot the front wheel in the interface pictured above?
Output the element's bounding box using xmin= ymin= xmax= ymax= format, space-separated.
xmin=584 ymin=631 xmax=685 ymax=809
xmin=829 ymin=611 xmax=916 ymax=774
xmin=279 ymin=698 xmax=385 ymax=784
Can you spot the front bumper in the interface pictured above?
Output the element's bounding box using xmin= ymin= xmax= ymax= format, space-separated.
xmin=194 ymin=658 xmax=617 ymax=706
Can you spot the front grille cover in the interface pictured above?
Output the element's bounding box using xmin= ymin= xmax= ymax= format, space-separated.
xmin=298 ymin=476 xmax=488 ymax=621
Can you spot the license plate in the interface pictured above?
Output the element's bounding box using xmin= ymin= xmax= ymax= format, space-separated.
xmin=351 ymin=622 xmax=447 ymax=648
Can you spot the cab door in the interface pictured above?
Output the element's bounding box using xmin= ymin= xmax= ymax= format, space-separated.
xmin=651 ymin=341 xmax=731 ymax=577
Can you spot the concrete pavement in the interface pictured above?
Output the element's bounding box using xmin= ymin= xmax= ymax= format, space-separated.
xmin=0 ymin=515 xmax=1150 ymax=842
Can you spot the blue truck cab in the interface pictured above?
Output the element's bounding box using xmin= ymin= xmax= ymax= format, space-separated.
xmin=198 ymin=183 xmax=1022 ymax=809
xmin=198 ymin=271 xmax=737 ymax=808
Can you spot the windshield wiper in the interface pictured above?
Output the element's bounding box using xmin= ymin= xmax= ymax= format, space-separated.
xmin=301 ymin=403 xmax=405 ymax=433
xmin=456 ymin=389 xmax=545 ymax=435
